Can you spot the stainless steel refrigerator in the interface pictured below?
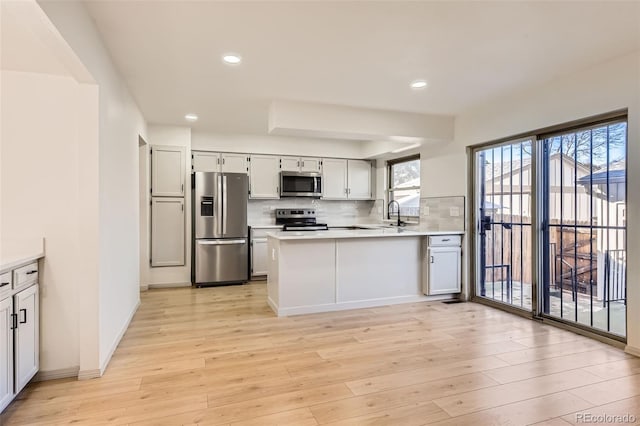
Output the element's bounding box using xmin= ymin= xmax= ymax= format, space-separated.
xmin=193 ymin=172 xmax=248 ymax=285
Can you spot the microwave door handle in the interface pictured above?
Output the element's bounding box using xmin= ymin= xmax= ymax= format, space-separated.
xmin=313 ymin=176 xmax=318 ymax=195
xmin=223 ymin=175 xmax=228 ymax=235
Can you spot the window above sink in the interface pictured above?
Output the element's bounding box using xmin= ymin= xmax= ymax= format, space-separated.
xmin=388 ymin=155 xmax=420 ymax=218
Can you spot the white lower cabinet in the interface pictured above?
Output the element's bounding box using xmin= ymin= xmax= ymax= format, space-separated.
xmin=250 ymin=228 xmax=272 ymax=278
xmin=423 ymin=235 xmax=462 ymax=295
xmin=0 ymin=297 xmax=13 ymax=412
xmin=151 ymin=197 xmax=185 ymax=267
xmin=0 ymin=259 xmax=40 ymax=413
xmin=14 ymin=285 xmax=39 ymax=393
xmin=251 ymin=239 xmax=268 ymax=277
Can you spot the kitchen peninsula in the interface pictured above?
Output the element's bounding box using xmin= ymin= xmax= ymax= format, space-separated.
xmin=266 ymin=228 xmax=463 ymax=316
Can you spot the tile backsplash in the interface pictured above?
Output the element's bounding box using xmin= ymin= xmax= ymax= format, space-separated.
xmin=419 ymin=196 xmax=465 ymax=232
xmin=248 ymin=198 xmax=381 ymax=226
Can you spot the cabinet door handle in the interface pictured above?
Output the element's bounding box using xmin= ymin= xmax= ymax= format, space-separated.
xmin=430 ymin=256 xmax=434 ymax=263
xmin=301 ymin=161 xmax=305 ymax=167
xmin=0 ymin=282 xmax=9 ymax=288
xmin=223 ymin=158 xmax=226 ymax=165
xmin=26 ymin=270 xmax=37 ymax=275
xmin=10 ymin=314 xmax=17 ymax=330
xmin=19 ymin=309 xmax=27 ymax=324
xmin=181 ymin=183 xmax=184 ymax=193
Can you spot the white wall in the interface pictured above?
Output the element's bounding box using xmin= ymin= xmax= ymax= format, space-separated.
xmin=38 ymin=1 xmax=148 ymax=374
xmin=147 ymin=125 xmax=192 ymax=286
xmin=420 ymin=51 xmax=640 ymax=351
xmin=0 ymin=71 xmax=99 ymax=376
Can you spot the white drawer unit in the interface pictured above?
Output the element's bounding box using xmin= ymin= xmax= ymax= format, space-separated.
xmin=12 ymin=263 xmax=38 ymax=291
xmin=0 ymin=273 xmax=11 ymax=300
xmin=423 ymin=235 xmax=462 ymax=295
xmin=428 ymin=235 xmax=462 ymax=247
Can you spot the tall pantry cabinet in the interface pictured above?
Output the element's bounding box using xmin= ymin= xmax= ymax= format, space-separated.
xmin=150 ymin=146 xmax=186 ymax=267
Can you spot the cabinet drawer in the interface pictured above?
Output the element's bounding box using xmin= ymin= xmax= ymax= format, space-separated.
xmin=428 ymin=235 xmax=461 ymax=247
xmin=13 ymin=262 xmax=38 ymax=289
xmin=0 ymin=272 xmax=11 ymax=299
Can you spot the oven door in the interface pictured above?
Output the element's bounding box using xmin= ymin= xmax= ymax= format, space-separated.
xmin=280 ymin=172 xmax=322 ymax=197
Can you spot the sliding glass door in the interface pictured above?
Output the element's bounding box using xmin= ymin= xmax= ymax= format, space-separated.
xmin=473 ymin=116 xmax=627 ymax=340
xmin=475 ymin=139 xmax=533 ymax=310
xmin=540 ymin=121 xmax=627 ymax=337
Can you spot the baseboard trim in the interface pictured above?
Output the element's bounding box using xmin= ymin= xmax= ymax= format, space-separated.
xmin=99 ymin=299 xmax=140 ymax=376
xmin=140 ymin=284 xmax=149 ymax=291
xmin=148 ymin=282 xmax=191 ymax=289
xmin=33 ymin=366 xmax=79 ymax=382
xmin=269 ymin=294 xmax=443 ymax=317
xmin=77 ymin=368 xmax=101 ymax=380
xmin=625 ymin=345 xmax=640 ymax=358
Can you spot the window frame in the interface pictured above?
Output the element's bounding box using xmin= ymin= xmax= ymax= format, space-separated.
xmin=387 ymin=154 xmax=421 ymax=218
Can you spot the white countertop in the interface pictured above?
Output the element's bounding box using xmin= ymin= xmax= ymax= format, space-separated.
xmin=0 ymin=252 xmax=44 ymax=274
xmin=0 ymin=238 xmax=45 ymax=273
xmin=267 ymin=228 xmax=464 ymax=240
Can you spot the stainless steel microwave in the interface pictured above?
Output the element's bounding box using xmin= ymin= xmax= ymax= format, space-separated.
xmin=280 ymin=172 xmax=322 ymax=197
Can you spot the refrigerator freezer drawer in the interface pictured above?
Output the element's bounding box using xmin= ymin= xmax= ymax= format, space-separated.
xmin=195 ymin=239 xmax=248 ymax=284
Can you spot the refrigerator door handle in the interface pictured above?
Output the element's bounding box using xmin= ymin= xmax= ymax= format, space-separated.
xmin=217 ymin=174 xmax=223 ymax=233
xmin=223 ymin=175 xmax=228 ymax=235
xmin=197 ymin=239 xmax=246 ymax=245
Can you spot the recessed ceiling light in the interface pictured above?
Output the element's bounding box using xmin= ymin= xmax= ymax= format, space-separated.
xmin=222 ymin=54 xmax=242 ymax=65
xmin=410 ymin=80 xmax=428 ymax=89
xmin=184 ymin=113 xmax=198 ymax=122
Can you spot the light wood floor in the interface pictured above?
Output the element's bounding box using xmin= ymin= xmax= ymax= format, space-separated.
xmin=2 ymin=282 xmax=640 ymax=425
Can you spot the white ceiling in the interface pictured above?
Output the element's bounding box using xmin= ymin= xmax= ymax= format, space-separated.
xmin=82 ymin=1 xmax=640 ymax=134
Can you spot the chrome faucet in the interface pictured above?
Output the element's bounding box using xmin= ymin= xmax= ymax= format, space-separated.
xmin=387 ymin=200 xmax=404 ymax=227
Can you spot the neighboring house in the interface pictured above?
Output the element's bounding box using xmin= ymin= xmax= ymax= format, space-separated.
xmin=481 ymin=152 xmax=626 ymax=301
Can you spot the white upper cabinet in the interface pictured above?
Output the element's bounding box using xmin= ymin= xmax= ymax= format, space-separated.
xmin=221 ymin=153 xmax=248 ymax=174
xmin=151 ymin=197 xmax=185 ymax=267
xmin=322 ymin=159 xmax=373 ymax=200
xmin=192 ymin=151 xmax=220 ymax=172
xmin=280 ymin=156 xmax=300 ymax=172
xmin=321 ymin=159 xmax=348 ymax=200
xmin=152 ymin=146 xmax=185 ymax=197
xmin=192 ymin=152 xmax=248 ymax=174
xmin=347 ymin=160 xmax=373 ymax=200
xmin=249 ymin=155 xmax=280 ymax=199
xmin=300 ymin=157 xmax=321 ymax=172
xmin=280 ymin=156 xmax=322 ymax=173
